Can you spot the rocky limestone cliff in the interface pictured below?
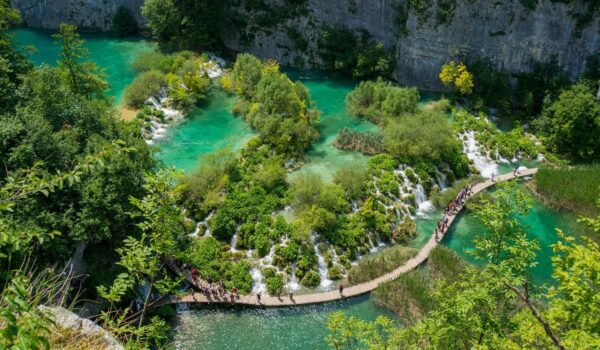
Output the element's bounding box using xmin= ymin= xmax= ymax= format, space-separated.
xmin=11 ymin=0 xmax=145 ymax=31
xmin=11 ymin=0 xmax=600 ymax=90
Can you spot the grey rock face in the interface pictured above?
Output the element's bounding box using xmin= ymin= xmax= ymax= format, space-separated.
xmin=39 ymin=305 xmax=124 ymax=350
xmin=11 ymin=0 xmax=600 ymax=89
xmin=11 ymin=0 xmax=145 ymax=31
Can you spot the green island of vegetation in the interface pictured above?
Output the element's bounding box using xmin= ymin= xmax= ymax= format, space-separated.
xmin=1 ymin=0 xmax=600 ymax=349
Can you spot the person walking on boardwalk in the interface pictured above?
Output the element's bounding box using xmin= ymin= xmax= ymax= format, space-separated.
xmin=256 ymin=292 xmax=261 ymax=302
xmin=339 ymin=284 xmax=344 ymax=295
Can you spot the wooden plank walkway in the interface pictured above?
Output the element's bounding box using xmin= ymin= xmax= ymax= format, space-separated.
xmin=164 ymin=168 xmax=538 ymax=307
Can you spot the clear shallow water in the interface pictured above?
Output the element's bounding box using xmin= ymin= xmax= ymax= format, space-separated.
xmin=285 ymin=69 xmax=379 ymax=182
xmin=10 ymin=28 xmax=156 ymax=104
xmin=173 ymin=294 xmax=397 ymax=350
xmin=154 ymin=90 xmax=255 ymax=172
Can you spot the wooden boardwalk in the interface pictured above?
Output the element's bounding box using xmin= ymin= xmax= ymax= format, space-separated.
xmin=165 ymin=168 xmax=538 ymax=307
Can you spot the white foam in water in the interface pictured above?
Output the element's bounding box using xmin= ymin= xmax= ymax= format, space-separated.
xmin=462 ymin=130 xmax=498 ymax=178
xmin=229 ymin=234 xmax=238 ymax=252
xmin=251 ymin=268 xmax=266 ymax=294
xmin=311 ymin=236 xmax=333 ymax=290
xmin=285 ymin=266 xmax=301 ymax=291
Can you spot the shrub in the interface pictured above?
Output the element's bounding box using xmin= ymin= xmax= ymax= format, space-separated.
xmin=266 ymin=274 xmax=284 ymax=295
xmin=112 ymin=6 xmax=138 ymax=37
xmin=383 ymin=110 xmax=460 ymax=161
xmin=346 ymin=78 xmax=419 ymax=124
xmin=300 ymin=270 xmax=321 ymax=287
xmin=123 ymin=70 xmax=166 ymax=108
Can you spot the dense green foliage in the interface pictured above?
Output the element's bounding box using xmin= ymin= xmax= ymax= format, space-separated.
xmin=534 ymin=165 xmax=600 ymax=216
xmin=346 ymin=78 xmax=419 ymax=124
xmin=124 ymin=51 xmax=211 ymax=110
xmin=111 ymin=6 xmax=138 ymax=37
xmin=383 ymin=110 xmax=461 ymax=161
xmin=227 ymin=54 xmax=319 ymax=155
xmin=333 ymin=128 xmax=383 ymax=155
xmin=318 ymin=26 xmax=394 ymax=79
xmin=142 ymin=0 xmax=228 ymax=50
xmin=535 ymin=83 xmax=600 ymax=162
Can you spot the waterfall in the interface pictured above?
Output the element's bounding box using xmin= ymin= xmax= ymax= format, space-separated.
xmin=311 ymin=237 xmax=333 ymax=289
xmin=462 ymin=130 xmax=498 ymax=179
xmin=285 ymin=265 xmax=301 ymax=291
xmin=367 ymin=234 xmax=378 ymax=253
xmin=251 ymin=268 xmax=266 ymax=294
xmin=229 ymin=234 xmax=238 ymax=252
xmin=263 ymin=245 xmax=276 ymax=266
xmin=188 ymin=211 xmax=214 ymax=238
xmin=351 ymin=201 xmax=359 ymax=213
xmin=415 ymin=184 xmax=434 ymax=216
xmin=434 ymin=166 xmax=448 ymax=190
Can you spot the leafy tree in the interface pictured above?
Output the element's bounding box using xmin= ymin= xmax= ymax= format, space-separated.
xmin=383 ymin=110 xmax=460 ymax=161
xmin=346 ymin=78 xmax=419 ymax=124
xmin=53 ymin=24 xmax=108 ymax=97
xmin=123 ymin=70 xmax=166 ymax=107
xmin=439 ymin=60 xmax=474 ymax=95
xmin=537 ymin=83 xmax=600 ymax=162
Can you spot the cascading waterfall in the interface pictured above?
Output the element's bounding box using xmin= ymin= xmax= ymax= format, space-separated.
xmin=461 ymin=130 xmax=498 ymax=178
xmin=434 ymin=166 xmax=448 ymax=190
xmin=251 ymin=268 xmax=266 ymax=294
xmin=415 ymin=184 xmax=434 ymax=215
xmin=188 ymin=211 xmax=214 ymax=238
xmin=311 ymin=236 xmax=333 ymax=289
xmin=285 ymin=265 xmax=301 ymax=291
xmin=229 ymin=234 xmax=238 ymax=252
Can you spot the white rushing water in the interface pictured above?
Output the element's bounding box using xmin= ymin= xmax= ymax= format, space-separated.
xmin=250 ymin=268 xmax=266 ymax=294
xmin=311 ymin=237 xmax=333 ymax=290
xmin=188 ymin=211 xmax=214 ymax=238
xmin=229 ymin=234 xmax=238 ymax=252
xmin=461 ymin=130 xmax=498 ymax=178
xmin=285 ymin=266 xmax=301 ymax=291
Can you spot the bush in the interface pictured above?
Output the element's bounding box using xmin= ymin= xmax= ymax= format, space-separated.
xmin=112 ymin=6 xmax=138 ymax=37
xmin=383 ymin=110 xmax=460 ymax=161
xmin=333 ymin=166 xmax=369 ymax=201
xmin=123 ymin=70 xmax=166 ymax=108
xmin=266 ymin=274 xmax=284 ymax=295
xmin=346 ymin=78 xmax=419 ymax=124
xmin=300 ymin=270 xmax=321 ymax=287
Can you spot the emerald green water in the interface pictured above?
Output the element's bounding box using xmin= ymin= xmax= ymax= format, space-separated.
xmin=10 ymin=28 xmax=156 ymax=104
xmin=173 ymin=294 xmax=397 ymax=350
xmin=443 ymin=185 xmax=581 ymax=286
xmin=285 ymin=69 xmax=379 ymax=182
xmin=154 ymin=91 xmax=255 ymax=172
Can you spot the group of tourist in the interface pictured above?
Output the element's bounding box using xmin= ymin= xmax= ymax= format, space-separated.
xmin=187 ymin=267 xmax=239 ymax=303
xmin=434 ymin=183 xmax=475 ymax=242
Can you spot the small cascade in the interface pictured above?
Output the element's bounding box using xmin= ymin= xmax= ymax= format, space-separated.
xmin=263 ymin=245 xmax=276 ymax=266
xmin=311 ymin=237 xmax=333 ymax=289
xmin=434 ymin=166 xmax=448 ymax=190
xmin=351 ymin=201 xmax=359 ymax=213
xmin=251 ymin=268 xmax=266 ymax=294
xmin=367 ymin=234 xmax=378 ymax=253
xmin=188 ymin=211 xmax=214 ymax=238
xmin=461 ymin=130 xmax=498 ymax=178
xmin=229 ymin=234 xmax=238 ymax=252
xmin=415 ymin=184 xmax=434 ymax=216
xmin=374 ymin=232 xmax=385 ymax=247
xmin=285 ymin=266 xmax=301 ymax=291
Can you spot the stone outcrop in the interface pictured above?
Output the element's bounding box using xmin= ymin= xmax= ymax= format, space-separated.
xmin=11 ymin=0 xmax=600 ymax=90
xmin=39 ymin=306 xmax=124 ymax=350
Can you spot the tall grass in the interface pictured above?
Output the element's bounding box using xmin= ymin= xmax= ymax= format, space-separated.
xmin=533 ymin=165 xmax=600 ymax=216
xmin=347 ymin=246 xmax=418 ymax=285
xmin=372 ymin=246 xmax=467 ymax=322
xmin=372 ymin=269 xmax=434 ymax=323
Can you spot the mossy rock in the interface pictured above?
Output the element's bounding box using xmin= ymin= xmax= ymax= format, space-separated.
xmin=328 ymin=265 xmax=344 ymax=280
